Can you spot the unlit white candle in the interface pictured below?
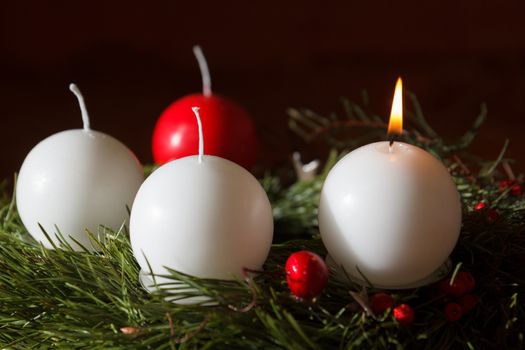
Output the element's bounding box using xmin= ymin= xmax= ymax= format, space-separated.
xmin=16 ymin=83 xmax=144 ymax=251
xmin=130 ymin=107 xmax=274 ymax=301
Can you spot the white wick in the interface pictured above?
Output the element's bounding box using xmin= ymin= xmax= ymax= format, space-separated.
xmin=192 ymin=45 xmax=212 ymax=97
xmin=69 ymin=83 xmax=91 ymax=131
xmin=191 ymin=107 xmax=204 ymax=163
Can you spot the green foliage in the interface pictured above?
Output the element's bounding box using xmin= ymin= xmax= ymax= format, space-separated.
xmin=0 ymin=97 xmax=524 ymax=349
xmin=288 ymin=92 xmax=487 ymax=157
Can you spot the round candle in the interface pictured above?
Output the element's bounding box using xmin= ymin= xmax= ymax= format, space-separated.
xmin=151 ymin=45 xmax=258 ymax=169
xmin=318 ymin=78 xmax=462 ymax=288
xmin=16 ymin=84 xmax=144 ymax=250
xmin=131 ymin=107 xmax=273 ymax=285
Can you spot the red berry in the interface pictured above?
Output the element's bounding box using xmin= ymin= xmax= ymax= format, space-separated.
xmin=285 ymin=251 xmax=329 ymax=300
xmin=511 ymin=184 xmax=523 ymax=196
xmin=499 ymin=179 xmax=515 ymax=192
xmin=456 ymin=272 xmax=476 ymax=293
xmin=458 ymin=294 xmax=478 ymax=314
xmin=370 ymin=293 xmax=394 ymax=315
xmin=486 ymin=209 xmax=499 ymax=222
xmin=474 ymin=201 xmax=487 ymax=211
xmin=393 ymin=304 xmax=415 ymax=326
xmin=439 ymin=278 xmax=466 ymax=298
xmin=437 ymin=279 xmax=448 ymax=295
xmin=444 ymin=302 xmax=463 ymax=321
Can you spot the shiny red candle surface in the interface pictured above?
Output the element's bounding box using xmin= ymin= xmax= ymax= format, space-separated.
xmin=152 ymin=46 xmax=258 ymax=169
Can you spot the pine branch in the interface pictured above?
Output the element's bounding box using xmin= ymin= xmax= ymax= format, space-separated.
xmin=0 ymin=94 xmax=523 ymax=348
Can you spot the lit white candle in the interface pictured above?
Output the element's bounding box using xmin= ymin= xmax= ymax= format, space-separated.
xmin=130 ymin=107 xmax=273 ymax=287
xmin=16 ymin=84 xmax=144 ymax=250
xmin=318 ymin=78 xmax=462 ymax=288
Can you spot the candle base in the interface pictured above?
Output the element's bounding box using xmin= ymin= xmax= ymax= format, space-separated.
xmin=325 ymin=255 xmax=452 ymax=290
xmin=138 ymin=269 xmax=216 ymax=305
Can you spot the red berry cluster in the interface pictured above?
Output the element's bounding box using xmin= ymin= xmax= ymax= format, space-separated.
xmin=473 ymin=179 xmax=523 ymax=222
xmin=473 ymin=201 xmax=499 ymax=222
xmin=438 ymin=271 xmax=478 ymax=322
xmin=370 ymin=293 xmax=414 ymax=326
xmin=499 ymin=179 xmax=523 ymax=196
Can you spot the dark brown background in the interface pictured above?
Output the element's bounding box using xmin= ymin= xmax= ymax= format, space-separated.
xmin=1 ymin=1 xmax=524 ymax=180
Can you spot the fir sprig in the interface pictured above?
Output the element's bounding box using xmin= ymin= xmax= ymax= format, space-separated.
xmin=0 ymin=96 xmax=523 ymax=349
xmin=288 ymin=92 xmax=487 ymax=157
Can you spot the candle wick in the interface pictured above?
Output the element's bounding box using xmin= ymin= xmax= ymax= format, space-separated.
xmin=69 ymin=83 xmax=91 ymax=132
xmin=191 ymin=106 xmax=204 ymax=163
xmin=388 ymin=135 xmax=396 ymax=153
xmin=388 ymin=135 xmax=395 ymax=146
xmin=193 ymin=45 xmax=212 ymax=97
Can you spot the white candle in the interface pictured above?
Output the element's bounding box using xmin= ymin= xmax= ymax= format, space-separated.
xmin=130 ymin=107 xmax=273 ymax=286
xmin=318 ymin=78 xmax=462 ymax=288
xmin=16 ymin=84 xmax=144 ymax=251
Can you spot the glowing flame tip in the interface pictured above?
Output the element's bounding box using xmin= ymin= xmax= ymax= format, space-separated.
xmin=388 ymin=77 xmax=403 ymax=136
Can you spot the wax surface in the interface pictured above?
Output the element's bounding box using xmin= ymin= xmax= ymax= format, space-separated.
xmin=16 ymin=129 xmax=144 ymax=250
xmin=318 ymin=142 xmax=462 ymax=288
xmin=130 ymin=155 xmax=273 ymax=281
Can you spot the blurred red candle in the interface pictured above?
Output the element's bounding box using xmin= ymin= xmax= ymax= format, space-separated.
xmin=152 ymin=46 xmax=258 ymax=169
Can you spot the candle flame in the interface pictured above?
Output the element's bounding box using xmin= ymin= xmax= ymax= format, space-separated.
xmin=387 ymin=77 xmax=403 ymax=137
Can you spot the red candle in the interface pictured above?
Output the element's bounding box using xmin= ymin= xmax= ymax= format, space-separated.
xmin=152 ymin=46 xmax=258 ymax=169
